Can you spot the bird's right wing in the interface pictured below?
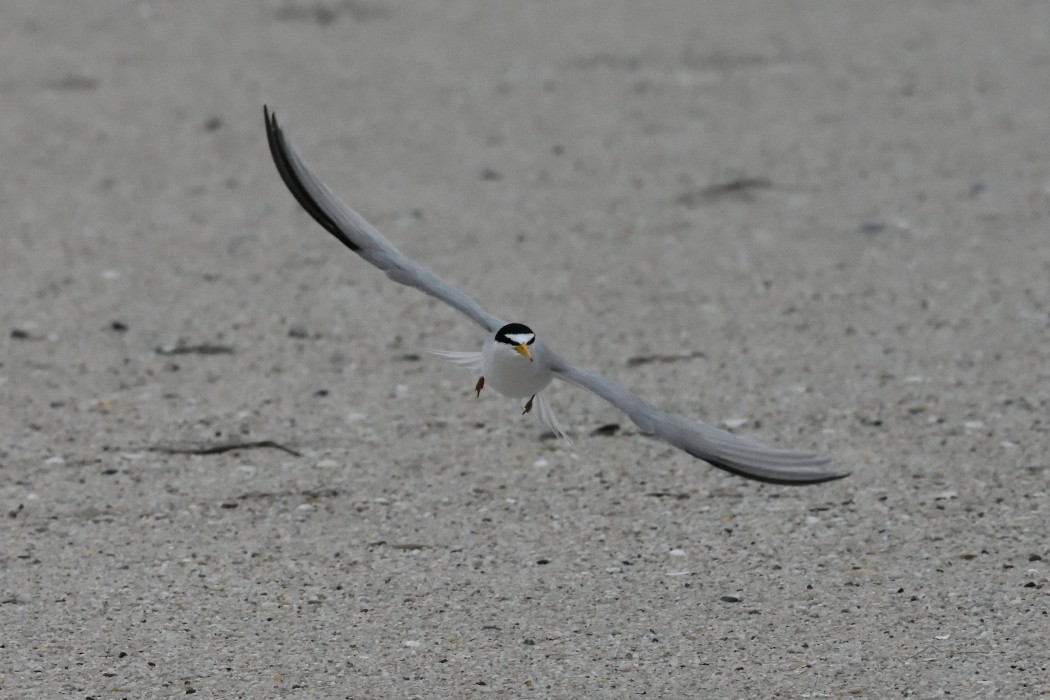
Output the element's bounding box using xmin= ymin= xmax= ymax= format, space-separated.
xmin=265 ymin=106 xmax=505 ymax=334
xmin=545 ymin=347 xmax=847 ymax=485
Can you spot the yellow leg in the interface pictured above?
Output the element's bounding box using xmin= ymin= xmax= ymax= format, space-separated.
xmin=474 ymin=376 xmax=485 ymax=397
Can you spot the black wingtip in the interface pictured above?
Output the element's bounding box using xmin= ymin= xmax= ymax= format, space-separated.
xmin=699 ymin=453 xmax=850 ymax=486
xmin=732 ymin=467 xmax=849 ymax=486
xmin=263 ymin=104 xmax=361 ymax=252
xmin=719 ymin=464 xmax=849 ymax=486
xmin=786 ymin=469 xmax=850 ymax=486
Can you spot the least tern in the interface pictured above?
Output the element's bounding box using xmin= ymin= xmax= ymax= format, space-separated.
xmin=264 ymin=106 xmax=846 ymax=485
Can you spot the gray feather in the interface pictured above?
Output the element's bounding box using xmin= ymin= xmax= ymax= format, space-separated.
xmin=546 ymin=350 xmax=846 ymax=485
xmin=265 ymin=107 xmax=504 ymax=333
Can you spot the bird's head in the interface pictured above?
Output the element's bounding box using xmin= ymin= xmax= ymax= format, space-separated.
xmin=495 ymin=323 xmax=535 ymax=362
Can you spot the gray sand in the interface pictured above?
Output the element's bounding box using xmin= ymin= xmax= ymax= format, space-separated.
xmin=2 ymin=1 xmax=1048 ymax=697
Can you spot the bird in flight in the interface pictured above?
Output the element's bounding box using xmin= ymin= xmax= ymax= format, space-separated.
xmin=264 ymin=106 xmax=846 ymax=485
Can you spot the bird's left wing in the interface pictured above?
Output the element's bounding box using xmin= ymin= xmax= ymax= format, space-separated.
xmin=264 ymin=106 xmax=505 ymax=333
xmin=542 ymin=344 xmax=847 ymax=485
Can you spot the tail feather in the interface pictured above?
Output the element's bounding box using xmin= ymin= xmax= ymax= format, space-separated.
xmin=534 ymin=393 xmax=573 ymax=447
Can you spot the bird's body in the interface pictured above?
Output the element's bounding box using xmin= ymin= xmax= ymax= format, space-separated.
xmin=481 ymin=324 xmax=550 ymax=399
xmin=264 ymin=106 xmax=848 ymax=485
xmin=428 ymin=324 xmax=567 ymax=441
xmin=484 ymin=342 xmax=540 ymax=398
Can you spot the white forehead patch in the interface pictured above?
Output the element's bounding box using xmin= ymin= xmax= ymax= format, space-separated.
xmin=505 ymin=332 xmax=534 ymax=345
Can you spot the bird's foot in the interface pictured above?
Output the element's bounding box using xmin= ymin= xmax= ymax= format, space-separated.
xmin=522 ymin=395 xmax=535 ymax=415
xmin=475 ymin=376 xmax=485 ymax=397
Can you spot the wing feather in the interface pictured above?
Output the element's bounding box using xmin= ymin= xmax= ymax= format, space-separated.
xmin=264 ymin=106 xmax=504 ymax=333
xmin=545 ymin=348 xmax=847 ymax=485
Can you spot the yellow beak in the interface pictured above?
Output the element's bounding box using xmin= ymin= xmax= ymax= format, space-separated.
xmin=514 ymin=343 xmax=533 ymax=361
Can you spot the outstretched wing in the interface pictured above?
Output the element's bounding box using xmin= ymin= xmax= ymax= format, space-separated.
xmin=543 ymin=344 xmax=847 ymax=485
xmin=264 ymin=106 xmax=505 ymax=333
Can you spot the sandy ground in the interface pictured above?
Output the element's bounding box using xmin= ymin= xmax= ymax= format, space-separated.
xmin=2 ymin=1 xmax=1049 ymax=697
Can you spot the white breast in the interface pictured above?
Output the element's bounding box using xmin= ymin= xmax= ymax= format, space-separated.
xmin=481 ymin=338 xmax=554 ymax=398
